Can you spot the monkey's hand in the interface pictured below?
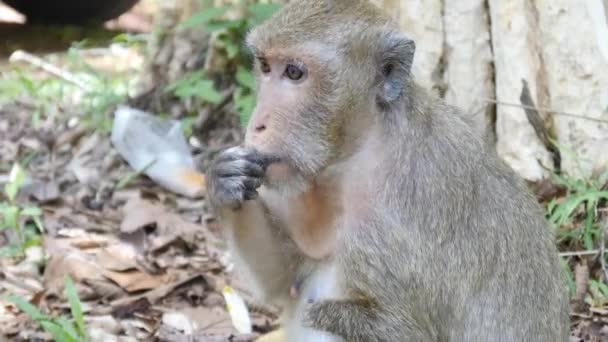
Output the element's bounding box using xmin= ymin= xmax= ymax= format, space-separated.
xmin=207 ymin=146 xmax=276 ymax=210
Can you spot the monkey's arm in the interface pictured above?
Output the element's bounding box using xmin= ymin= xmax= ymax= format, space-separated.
xmin=208 ymin=146 xmax=303 ymax=305
xmin=221 ymin=200 xmax=303 ymax=305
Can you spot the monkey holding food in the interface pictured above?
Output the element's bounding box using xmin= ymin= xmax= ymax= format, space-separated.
xmin=207 ymin=0 xmax=569 ymax=341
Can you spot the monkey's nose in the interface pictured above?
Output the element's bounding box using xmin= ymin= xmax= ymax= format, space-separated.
xmin=254 ymin=123 xmax=267 ymax=132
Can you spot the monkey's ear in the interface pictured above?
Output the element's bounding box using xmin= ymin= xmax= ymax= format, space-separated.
xmin=376 ymin=32 xmax=416 ymax=107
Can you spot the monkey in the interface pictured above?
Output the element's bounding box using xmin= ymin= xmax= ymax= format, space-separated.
xmin=206 ymin=0 xmax=570 ymax=341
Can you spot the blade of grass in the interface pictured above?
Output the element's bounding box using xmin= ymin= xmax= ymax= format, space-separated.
xmin=7 ymin=295 xmax=44 ymax=321
xmin=40 ymin=320 xmax=77 ymax=342
xmin=115 ymin=159 xmax=156 ymax=190
xmin=55 ymin=316 xmax=81 ymax=341
xmin=64 ymin=276 xmax=86 ymax=338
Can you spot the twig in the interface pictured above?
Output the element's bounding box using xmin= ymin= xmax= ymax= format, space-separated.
xmin=9 ymin=50 xmax=91 ymax=91
xmin=481 ymin=98 xmax=608 ymax=124
xmin=600 ymin=216 xmax=608 ymax=282
xmin=573 ymin=261 xmax=589 ymax=311
xmin=559 ymin=249 xmax=608 ymax=257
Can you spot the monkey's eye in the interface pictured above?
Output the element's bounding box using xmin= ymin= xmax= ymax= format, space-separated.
xmin=284 ymin=64 xmax=305 ymax=81
xmin=259 ymin=59 xmax=271 ymax=74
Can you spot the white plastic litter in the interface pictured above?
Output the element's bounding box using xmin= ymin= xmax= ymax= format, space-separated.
xmin=222 ymin=286 xmax=253 ymax=334
xmin=111 ymin=106 xmax=205 ymax=198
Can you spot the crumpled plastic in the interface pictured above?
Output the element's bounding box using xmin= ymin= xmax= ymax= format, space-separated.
xmin=111 ymin=106 xmax=205 ymax=198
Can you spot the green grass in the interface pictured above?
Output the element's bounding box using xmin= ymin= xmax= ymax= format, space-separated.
xmin=0 ymin=38 xmax=140 ymax=134
xmin=8 ymin=276 xmax=88 ymax=342
xmin=546 ymin=168 xmax=608 ymax=306
xmin=0 ymin=163 xmax=43 ymax=258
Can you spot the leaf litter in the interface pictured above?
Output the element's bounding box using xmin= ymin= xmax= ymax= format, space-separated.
xmin=0 ymin=43 xmax=277 ymax=341
xmin=3 ymin=10 xmax=604 ymax=341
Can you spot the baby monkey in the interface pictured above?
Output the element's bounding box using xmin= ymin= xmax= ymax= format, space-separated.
xmin=207 ymin=0 xmax=570 ymax=341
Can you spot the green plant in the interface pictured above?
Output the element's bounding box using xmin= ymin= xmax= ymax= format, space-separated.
xmin=65 ymin=42 xmax=132 ymax=133
xmin=0 ymin=39 xmax=133 ymax=134
xmin=166 ymin=70 xmax=223 ymax=105
xmin=8 ymin=276 xmax=88 ymax=342
xmin=546 ymin=167 xmax=608 ymax=302
xmin=173 ymin=0 xmax=281 ymax=126
xmin=587 ymin=279 xmax=608 ymax=308
xmin=0 ymin=163 xmax=43 ymax=257
xmin=0 ymin=67 xmax=69 ymax=111
xmin=547 ymin=170 xmax=608 ymax=250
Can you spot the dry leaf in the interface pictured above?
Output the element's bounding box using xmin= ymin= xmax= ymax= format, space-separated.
xmin=20 ymin=180 xmax=60 ymax=203
xmin=86 ymin=315 xmax=122 ymax=335
xmin=103 ymin=270 xmax=169 ymax=293
xmin=120 ymin=198 xmax=164 ymax=233
xmin=96 ymin=243 xmax=138 ymax=272
xmin=55 ymin=229 xmax=113 ymax=247
xmin=84 ymin=278 xmax=125 ymax=301
xmin=44 ymin=251 xmax=105 ymax=294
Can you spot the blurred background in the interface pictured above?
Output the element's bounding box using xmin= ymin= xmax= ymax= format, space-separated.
xmin=0 ymin=0 xmax=607 ymax=341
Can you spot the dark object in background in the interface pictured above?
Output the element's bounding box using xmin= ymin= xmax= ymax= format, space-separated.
xmin=3 ymin=0 xmax=139 ymax=25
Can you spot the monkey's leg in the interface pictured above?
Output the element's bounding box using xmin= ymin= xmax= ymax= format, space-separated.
xmin=304 ymin=298 xmax=383 ymax=342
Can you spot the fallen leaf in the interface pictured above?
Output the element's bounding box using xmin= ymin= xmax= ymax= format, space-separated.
xmin=43 ymin=251 xmax=105 ymax=295
xmin=86 ymin=315 xmax=122 ymax=335
xmin=83 ymin=278 xmax=125 ymax=302
xmin=156 ymin=213 xmax=203 ymax=245
xmin=121 ymin=317 xmax=156 ymax=339
xmin=120 ymin=198 xmax=164 ymax=233
xmin=20 ymin=180 xmax=60 ymax=203
xmin=148 ymin=235 xmax=190 ymax=255
xmin=112 ymin=297 xmax=151 ymax=319
xmin=88 ymin=327 xmax=121 ymax=342
xmin=110 ymin=274 xmax=212 ymax=308
xmin=96 ymin=243 xmax=138 ymax=272
xmin=103 ymin=270 xmax=169 ymax=293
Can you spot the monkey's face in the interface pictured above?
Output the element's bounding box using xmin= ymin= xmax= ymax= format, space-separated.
xmin=244 ymin=49 xmax=346 ymax=190
xmin=243 ymin=0 xmax=416 ymax=191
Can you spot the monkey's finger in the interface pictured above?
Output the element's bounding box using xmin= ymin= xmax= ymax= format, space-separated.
xmin=243 ymin=176 xmax=264 ymax=190
xmin=215 ymin=160 xmax=265 ymax=178
xmin=243 ymin=190 xmax=259 ymax=201
xmin=244 ymin=150 xmax=282 ymax=169
xmin=216 ymin=146 xmax=252 ymax=163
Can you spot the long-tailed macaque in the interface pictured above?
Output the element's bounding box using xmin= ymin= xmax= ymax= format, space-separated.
xmin=207 ymin=0 xmax=570 ymax=341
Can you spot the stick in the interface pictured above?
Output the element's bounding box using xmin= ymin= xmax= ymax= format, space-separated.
xmin=9 ymin=50 xmax=91 ymax=91
xmin=559 ymin=249 xmax=608 ymax=257
xmin=600 ymin=217 xmax=608 ymax=282
xmin=481 ymin=98 xmax=608 ymax=124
